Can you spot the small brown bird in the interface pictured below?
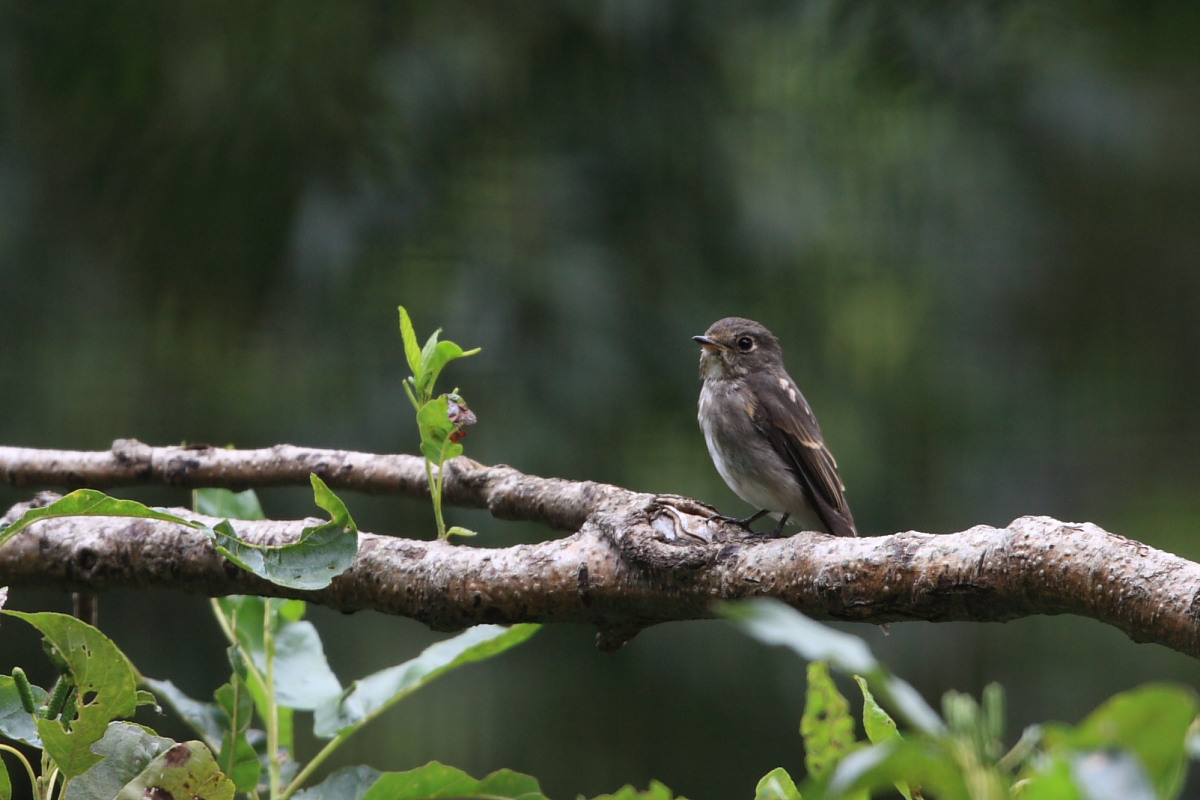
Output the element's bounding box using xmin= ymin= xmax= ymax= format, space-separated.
xmin=694 ymin=317 xmax=857 ymax=537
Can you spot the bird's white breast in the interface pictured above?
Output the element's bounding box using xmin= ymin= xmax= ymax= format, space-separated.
xmin=697 ymin=379 xmax=825 ymax=531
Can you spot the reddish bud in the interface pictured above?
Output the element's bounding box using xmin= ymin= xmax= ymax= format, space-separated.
xmin=446 ymin=394 xmax=477 ymax=443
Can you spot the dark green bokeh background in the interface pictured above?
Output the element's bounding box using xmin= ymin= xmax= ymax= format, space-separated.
xmin=2 ymin=3 xmax=1199 ymax=798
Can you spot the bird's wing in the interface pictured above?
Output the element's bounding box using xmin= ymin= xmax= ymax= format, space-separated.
xmin=747 ymin=372 xmax=858 ymax=537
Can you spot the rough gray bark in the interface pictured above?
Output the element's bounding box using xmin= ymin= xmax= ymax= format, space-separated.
xmin=3 ymin=442 xmax=1199 ymax=655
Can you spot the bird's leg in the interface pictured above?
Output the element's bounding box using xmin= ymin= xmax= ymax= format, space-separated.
xmin=767 ymin=512 xmax=791 ymax=538
xmin=700 ymin=506 xmax=787 ymax=537
xmin=700 ymin=510 xmax=768 ymax=527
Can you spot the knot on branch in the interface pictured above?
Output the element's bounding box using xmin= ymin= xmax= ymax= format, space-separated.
xmin=111 ymin=438 xmax=153 ymax=472
xmin=598 ymin=493 xmax=754 ymax=571
xmin=582 ymin=493 xmax=759 ymax=651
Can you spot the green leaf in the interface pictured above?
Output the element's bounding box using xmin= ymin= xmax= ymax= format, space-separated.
xmin=361 ymin=762 xmax=548 ymax=800
xmin=855 ymin=676 xmax=913 ymax=800
xmin=721 ymin=600 xmax=943 ymax=735
xmin=214 ymin=677 xmax=261 ymax=792
xmin=216 ymin=596 xmax=341 ymax=712
xmin=142 ymin=678 xmax=224 ymax=749
xmin=210 ymin=475 xmax=358 ymax=590
xmin=114 ymin=740 xmax=235 ymax=800
xmin=1041 ymin=683 xmax=1198 ymax=800
xmin=1016 ymin=753 xmax=1083 ymax=800
xmin=218 ymin=596 xmax=268 ymax=658
xmin=587 ymin=781 xmax=682 ymax=800
xmin=419 ymin=339 xmax=480 ymax=398
xmin=721 ymin=600 xmax=876 ymax=672
xmin=311 ymin=472 xmax=353 ymax=528
xmin=3 ymin=611 xmax=139 ymax=778
xmin=425 ymin=438 xmax=463 ymax=464
xmin=398 ymin=306 xmax=423 ymax=384
xmin=278 ymin=598 xmax=308 ymax=622
xmin=360 ymin=762 xmax=474 ymax=800
xmin=63 ymin=722 xmax=175 ymax=800
xmin=0 ymin=755 xmax=8 ymax=800
xmin=314 ymin=624 xmax=539 ymax=738
xmin=216 ymin=603 xmax=287 ymax=755
xmin=802 ymin=662 xmax=861 ymax=782
xmin=0 ymin=489 xmax=201 ymax=548
xmin=416 ymin=396 xmax=462 ymax=464
xmin=823 ymin=739 xmax=970 ymax=800
xmin=755 ymin=767 xmax=801 ymax=800
xmin=0 ymin=674 xmax=47 ymax=746
xmin=855 ymin=676 xmax=900 ymax=746
xmin=420 ymin=326 xmax=444 ymax=376
xmin=194 ymin=487 xmax=265 ymax=520
xmin=213 ymin=599 xmax=313 ymax=757
xmin=292 ymin=765 xmax=382 ymax=800
xmin=265 ymin=620 xmax=343 ymax=710
xmin=475 ymin=769 xmax=546 ymax=797
xmin=417 ymin=328 xmax=443 ymax=391
xmin=260 ymin=689 xmax=295 ymax=764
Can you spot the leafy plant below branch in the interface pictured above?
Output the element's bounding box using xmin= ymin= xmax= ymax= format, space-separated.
xmin=723 ymin=600 xmax=1200 ymax=800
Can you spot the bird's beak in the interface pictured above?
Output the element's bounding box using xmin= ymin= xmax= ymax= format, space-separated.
xmin=692 ymin=335 xmax=728 ymax=350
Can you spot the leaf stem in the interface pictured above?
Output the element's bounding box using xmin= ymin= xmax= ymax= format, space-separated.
xmin=403 ymin=379 xmax=421 ymax=413
xmin=278 ymin=730 xmax=351 ymax=800
xmin=0 ymin=743 xmax=41 ymax=800
xmin=431 ymin=436 xmax=455 ymax=539
xmin=48 ymin=769 xmax=63 ymax=800
xmin=426 ymin=456 xmax=446 ymax=539
xmin=263 ymin=599 xmax=282 ymax=799
xmin=210 ymin=597 xmax=236 ymax=645
xmin=39 ymin=750 xmax=55 ymax=800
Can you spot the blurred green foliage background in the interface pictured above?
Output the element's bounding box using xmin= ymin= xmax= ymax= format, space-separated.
xmin=2 ymin=2 xmax=1199 ymax=798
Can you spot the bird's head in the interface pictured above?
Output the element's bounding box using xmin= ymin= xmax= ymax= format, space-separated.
xmin=693 ymin=317 xmax=783 ymax=380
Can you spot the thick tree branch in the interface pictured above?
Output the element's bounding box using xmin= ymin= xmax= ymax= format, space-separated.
xmin=3 ymin=442 xmax=1200 ymax=656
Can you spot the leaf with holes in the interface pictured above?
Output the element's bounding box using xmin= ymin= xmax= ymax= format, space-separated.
xmin=2 ymin=611 xmax=139 ymax=778
xmin=802 ymin=661 xmax=863 ymax=787
xmin=114 ymin=740 xmax=234 ymax=800
xmin=63 ymin=722 xmax=176 ymax=800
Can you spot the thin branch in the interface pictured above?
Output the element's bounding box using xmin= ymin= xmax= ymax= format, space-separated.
xmin=0 ymin=440 xmax=613 ymax=531
xmin=2 ymin=442 xmax=1200 ymax=656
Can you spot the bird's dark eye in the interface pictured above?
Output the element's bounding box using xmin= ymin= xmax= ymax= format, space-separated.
xmin=736 ymin=336 xmax=754 ymax=351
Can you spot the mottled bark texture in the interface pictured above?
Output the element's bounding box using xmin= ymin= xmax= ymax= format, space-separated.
xmin=3 ymin=442 xmax=1200 ymax=655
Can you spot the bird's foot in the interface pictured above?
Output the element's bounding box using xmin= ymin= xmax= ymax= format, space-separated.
xmin=707 ymin=510 xmax=789 ymax=539
xmin=707 ymin=509 xmax=768 ymax=528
